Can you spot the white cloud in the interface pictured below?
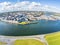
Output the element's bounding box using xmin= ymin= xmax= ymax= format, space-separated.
xmin=0 ymin=1 xmax=60 ymax=13
xmin=0 ymin=2 xmax=12 ymax=12
xmin=15 ymin=1 xmax=30 ymax=7
xmin=28 ymin=2 xmax=41 ymax=10
xmin=0 ymin=2 xmax=11 ymax=6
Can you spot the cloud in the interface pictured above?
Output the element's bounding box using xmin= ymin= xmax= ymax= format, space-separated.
xmin=28 ymin=2 xmax=41 ymax=10
xmin=0 ymin=2 xmax=11 ymax=6
xmin=0 ymin=2 xmax=12 ymax=12
xmin=0 ymin=1 xmax=60 ymax=13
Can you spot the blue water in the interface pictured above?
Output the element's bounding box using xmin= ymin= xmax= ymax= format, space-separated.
xmin=0 ymin=20 xmax=60 ymax=36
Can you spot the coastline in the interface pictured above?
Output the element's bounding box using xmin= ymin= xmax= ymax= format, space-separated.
xmin=0 ymin=15 xmax=60 ymax=25
xmin=0 ymin=31 xmax=59 ymax=45
xmin=1 ymin=19 xmax=19 ymax=24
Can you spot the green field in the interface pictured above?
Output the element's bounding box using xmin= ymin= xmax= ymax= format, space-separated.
xmin=45 ymin=32 xmax=60 ymax=45
xmin=14 ymin=39 xmax=44 ymax=45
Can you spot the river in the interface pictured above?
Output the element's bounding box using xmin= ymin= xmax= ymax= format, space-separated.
xmin=0 ymin=20 xmax=60 ymax=36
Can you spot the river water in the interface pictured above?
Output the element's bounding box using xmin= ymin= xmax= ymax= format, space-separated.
xmin=0 ymin=20 xmax=60 ymax=36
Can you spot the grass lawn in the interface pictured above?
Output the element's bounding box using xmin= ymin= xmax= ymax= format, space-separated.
xmin=45 ymin=32 xmax=60 ymax=45
xmin=14 ymin=39 xmax=44 ymax=45
xmin=0 ymin=42 xmax=7 ymax=45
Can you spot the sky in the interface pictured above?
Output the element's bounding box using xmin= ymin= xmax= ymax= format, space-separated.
xmin=0 ymin=0 xmax=60 ymax=7
xmin=0 ymin=0 xmax=60 ymax=13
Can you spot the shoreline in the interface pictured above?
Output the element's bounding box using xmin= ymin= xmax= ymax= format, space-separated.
xmin=0 ymin=31 xmax=59 ymax=45
xmin=1 ymin=19 xmax=19 ymax=24
xmin=0 ymin=15 xmax=60 ymax=24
